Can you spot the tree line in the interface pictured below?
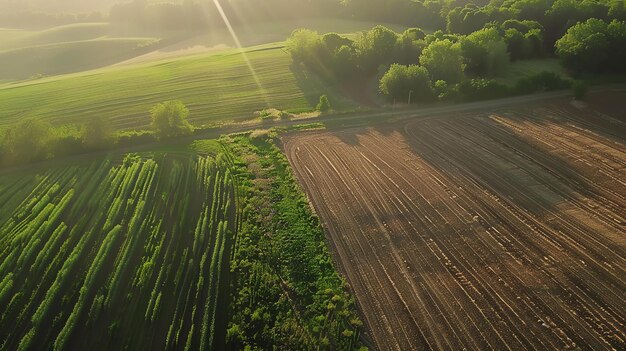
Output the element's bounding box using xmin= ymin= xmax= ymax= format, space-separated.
xmin=287 ymin=1 xmax=626 ymax=105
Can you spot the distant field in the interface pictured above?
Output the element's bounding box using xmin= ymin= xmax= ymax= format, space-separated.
xmin=0 ymin=38 xmax=161 ymax=81
xmin=0 ymin=151 xmax=237 ymax=350
xmin=0 ymin=18 xmax=400 ymax=130
xmin=0 ymin=19 xmax=405 ymax=81
xmin=284 ymin=98 xmax=626 ymax=350
xmin=0 ymin=45 xmax=354 ymax=130
xmin=0 ymin=23 xmax=113 ymax=50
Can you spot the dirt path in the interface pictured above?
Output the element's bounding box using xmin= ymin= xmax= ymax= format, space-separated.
xmin=283 ymin=98 xmax=626 ymax=350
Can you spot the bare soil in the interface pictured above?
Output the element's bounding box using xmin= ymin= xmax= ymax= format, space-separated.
xmin=283 ymin=97 xmax=626 ymax=350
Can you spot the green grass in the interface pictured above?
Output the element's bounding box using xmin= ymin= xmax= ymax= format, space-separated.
xmin=0 ymin=45 xmax=354 ymax=130
xmin=495 ymin=58 xmax=569 ymax=86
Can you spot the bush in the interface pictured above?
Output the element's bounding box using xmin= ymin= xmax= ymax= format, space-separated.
xmin=116 ymin=131 xmax=157 ymax=147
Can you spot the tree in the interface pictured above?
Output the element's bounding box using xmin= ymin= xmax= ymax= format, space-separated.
xmin=609 ymin=0 xmax=626 ymax=21
xmin=287 ymin=29 xmax=322 ymax=65
xmin=395 ymin=28 xmax=427 ymax=65
xmin=419 ymin=39 xmax=465 ymax=83
xmin=316 ymin=95 xmax=331 ymax=113
xmin=556 ymin=19 xmax=626 ymax=74
xmin=82 ymin=115 xmax=114 ymax=150
xmin=1 ymin=118 xmax=52 ymax=163
xmin=461 ymin=28 xmax=509 ymax=76
xmin=379 ymin=64 xmax=433 ymax=103
xmin=150 ymin=101 xmax=193 ymax=139
xmin=355 ymin=25 xmax=398 ymax=72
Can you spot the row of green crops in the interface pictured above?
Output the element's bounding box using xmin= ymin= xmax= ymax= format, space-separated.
xmin=0 ymin=152 xmax=238 ymax=350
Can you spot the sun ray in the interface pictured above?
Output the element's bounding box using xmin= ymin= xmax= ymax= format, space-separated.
xmin=212 ymin=0 xmax=270 ymax=107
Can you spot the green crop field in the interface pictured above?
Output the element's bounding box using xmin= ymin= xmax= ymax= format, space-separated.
xmin=0 ymin=151 xmax=238 ymax=350
xmin=0 ymin=132 xmax=364 ymax=349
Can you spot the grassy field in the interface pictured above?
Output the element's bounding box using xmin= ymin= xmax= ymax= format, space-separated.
xmin=0 ymin=45 xmax=354 ymax=131
xmin=0 ymin=17 xmax=404 ymax=131
xmin=0 ymin=149 xmax=238 ymax=350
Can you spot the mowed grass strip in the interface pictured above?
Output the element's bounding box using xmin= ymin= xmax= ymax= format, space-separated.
xmin=0 ymin=47 xmax=340 ymax=130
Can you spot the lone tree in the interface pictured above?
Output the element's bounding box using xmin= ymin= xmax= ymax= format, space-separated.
xmin=316 ymin=94 xmax=331 ymax=113
xmin=379 ymin=64 xmax=433 ymax=103
xmin=150 ymin=100 xmax=193 ymax=139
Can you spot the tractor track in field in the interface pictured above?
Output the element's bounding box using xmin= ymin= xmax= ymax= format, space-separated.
xmin=282 ymin=96 xmax=626 ymax=350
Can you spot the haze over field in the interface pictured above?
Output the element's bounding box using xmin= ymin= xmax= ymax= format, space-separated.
xmin=0 ymin=1 xmax=624 ymax=350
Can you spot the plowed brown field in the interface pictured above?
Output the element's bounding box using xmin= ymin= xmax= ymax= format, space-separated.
xmin=283 ymin=98 xmax=626 ymax=350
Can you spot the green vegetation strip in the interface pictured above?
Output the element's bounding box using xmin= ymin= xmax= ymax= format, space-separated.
xmin=221 ymin=132 xmax=364 ymax=350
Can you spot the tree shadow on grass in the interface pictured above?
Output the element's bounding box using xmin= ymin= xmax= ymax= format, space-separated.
xmin=289 ymin=62 xmax=378 ymax=113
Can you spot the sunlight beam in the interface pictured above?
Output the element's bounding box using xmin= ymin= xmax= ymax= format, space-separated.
xmin=212 ymin=0 xmax=270 ymax=107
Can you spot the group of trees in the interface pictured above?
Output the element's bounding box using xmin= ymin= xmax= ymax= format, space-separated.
xmin=556 ymin=18 xmax=626 ymax=74
xmin=0 ymin=117 xmax=112 ymax=166
xmin=288 ymin=0 xmax=626 ymax=105
xmin=0 ymin=100 xmax=192 ymax=167
xmin=288 ymin=24 xmax=516 ymax=103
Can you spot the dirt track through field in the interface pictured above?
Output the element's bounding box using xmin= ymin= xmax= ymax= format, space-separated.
xmin=283 ymin=99 xmax=626 ymax=350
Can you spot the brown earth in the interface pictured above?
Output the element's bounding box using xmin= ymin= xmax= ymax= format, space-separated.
xmin=283 ymin=98 xmax=626 ymax=350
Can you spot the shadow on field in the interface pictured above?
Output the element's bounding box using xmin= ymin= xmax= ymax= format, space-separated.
xmin=399 ymin=112 xmax=624 ymax=223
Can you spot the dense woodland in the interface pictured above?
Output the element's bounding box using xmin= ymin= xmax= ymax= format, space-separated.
xmin=287 ymin=0 xmax=626 ymax=103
